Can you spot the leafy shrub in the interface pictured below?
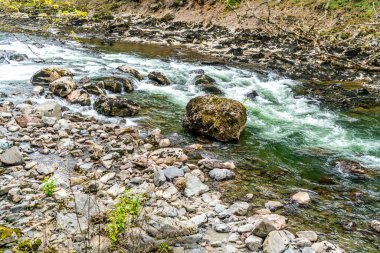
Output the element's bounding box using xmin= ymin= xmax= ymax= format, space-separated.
xmin=41 ymin=177 xmax=56 ymax=197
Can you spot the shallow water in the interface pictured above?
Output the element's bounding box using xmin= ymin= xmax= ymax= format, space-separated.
xmin=0 ymin=32 xmax=379 ymax=252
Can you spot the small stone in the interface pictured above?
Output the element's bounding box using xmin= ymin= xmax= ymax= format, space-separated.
xmin=159 ymin=138 xmax=171 ymax=147
xmin=369 ymin=220 xmax=380 ymax=233
xmin=214 ymin=223 xmax=230 ymax=233
xmin=292 ymin=192 xmax=311 ymax=205
xmin=209 ymin=168 xmax=235 ymax=181
xmin=311 ymin=241 xmax=345 ymax=253
xmin=184 ymin=173 xmax=209 ymax=197
xmin=154 ymin=170 xmax=166 ymax=187
xmin=100 ymin=172 xmax=116 ymax=184
xmin=263 ymin=230 xmax=295 ymax=253
xmin=265 ymin=201 xmax=284 ymax=211
xmin=225 ymin=244 xmax=237 ymax=253
xmin=163 ymin=166 xmax=184 ymax=180
xmin=238 ymin=223 xmax=254 ymax=233
xmin=0 ymin=147 xmax=24 ymax=165
xmin=296 ymin=231 xmax=318 ymax=242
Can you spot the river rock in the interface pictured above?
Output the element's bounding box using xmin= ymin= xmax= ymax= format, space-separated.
xmin=49 ymin=76 xmax=77 ymax=97
xmin=333 ymin=160 xmax=369 ymax=176
xmin=263 ymin=230 xmax=295 ymax=253
xmin=265 ymin=201 xmax=284 ymax=211
xmin=183 ymin=95 xmax=247 ymax=142
xmin=66 ymin=89 xmax=91 ymax=106
xmin=246 ymin=90 xmax=259 ymax=100
xmin=193 ymin=74 xmax=223 ymax=95
xmin=369 ymin=220 xmax=380 ymax=232
xmin=184 ymin=173 xmax=209 ymax=197
xmin=245 ymin=235 xmax=263 ymax=251
xmin=292 ymin=192 xmax=311 ymax=205
xmin=101 ymin=77 xmax=134 ymax=93
xmin=219 ymin=202 xmax=250 ymax=218
xmin=311 ymin=241 xmax=345 ymax=253
xmin=163 ymin=166 xmax=184 ymax=180
xmin=31 ymin=67 xmax=72 ymax=86
xmin=117 ymin=65 xmax=144 ymax=80
xmin=198 ymin=158 xmax=235 ymax=170
xmin=209 ymin=168 xmax=235 ymax=181
xmin=154 ymin=169 xmax=166 ymax=187
xmin=94 ymin=96 xmax=140 ymax=116
xmin=35 ymin=100 xmax=62 ymax=119
xmin=252 ymin=218 xmax=277 ymax=237
xmin=0 ymin=147 xmax=24 ymax=165
xmin=83 ymin=82 xmax=105 ymax=96
xmin=32 ymin=86 xmax=44 ymax=95
xmin=296 ymin=231 xmax=318 ymax=242
xmin=15 ymin=114 xmax=42 ymax=128
xmin=148 ymin=71 xmax=170 ymax=86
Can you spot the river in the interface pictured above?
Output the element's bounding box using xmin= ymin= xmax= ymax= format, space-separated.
xmin=0 ymin=32 xmax=379 ymax=252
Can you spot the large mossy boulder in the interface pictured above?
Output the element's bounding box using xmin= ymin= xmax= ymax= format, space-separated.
xmin=31 ymin=67 xmax=72 ymax=86
xmin=183 ymin=95 xmax=247 ymax=142
xmin=94 ymin=96 xmax=140 ymax=116
xmin=194 ymin=74 xmax=224 ymax=95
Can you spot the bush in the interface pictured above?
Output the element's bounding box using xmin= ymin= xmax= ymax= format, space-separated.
xmin=41 ymin=177 xmax=56 ymax=197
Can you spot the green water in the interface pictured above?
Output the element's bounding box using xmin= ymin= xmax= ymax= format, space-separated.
xmin=0 ymin=33 xmax=379 ymax=252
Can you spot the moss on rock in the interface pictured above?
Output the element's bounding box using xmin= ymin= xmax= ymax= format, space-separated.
xmin=183 ymin=95 xmax=247 ymax=142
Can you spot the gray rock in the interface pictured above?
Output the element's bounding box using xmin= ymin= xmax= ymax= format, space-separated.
xmin=209 ymin=168 xmax=235 ymax=181
xmin=265 ymin=201 xmax=284 ymax=211
xmin=189 ymin=213 xmax=208 ymax=227
xmin=252 ymin=218 xmax=278 ymax=238
xmin=263 ymin=230 xmax=295 ymax=253
xmin=0 ymin=147 xmax=24 ymax=165
xmin=117 ymin=65 xmax=144 ymax=80
xmin=370 ymin=220 xmax=380 ymax=232
xmin=225 ymin=244 xmax=237 ymax=253
xmin=296 ymin=231 xmax=318 ymax=242
xmin=163 ymin=166 xmax=184 ymax=180
xmin=36 ymin=164 xmax=54 ymax=175
xmin=35 ymin=100 xmax=62 ymax=119
xmin=245 ymin=235 xmax=263 ymax=251
xmin=214 ymin=223 xmax=230 ymax=233
xmin=49 ymin=76 xmax=77 ymax=97
xmin=154 ymin=170 xmax=166 ymax=187
xmin=144 ymin=215 xmax=197 ymax=238
xmin=219 ymin=202 xmax=250 ymax=218
xmin=238 ymin=223 xmax=254 ymax=233
xmin=311 ymin=241 xmax=345 ymax=253
xmin=148 ymin=71 xmax=170 ymax=86
xmin=184 ymin=173 xmax=209 ymax=197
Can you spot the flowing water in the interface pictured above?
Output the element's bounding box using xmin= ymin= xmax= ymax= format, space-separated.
xmin=0 ymin=32 xmax=379 ymax=252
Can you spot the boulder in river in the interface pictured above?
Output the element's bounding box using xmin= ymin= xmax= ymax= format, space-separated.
xmin=333 ymin=160 xmax=369 ymax=176
xmin=148 ymin=71 xmax=170 ymax=86
xmin=66 ymin=89 xmax=91 ymax=106
xmin=49 ymin=76 xmax=78 ymax=97
xmin=193 ymin=74 xmax=224 ymax=95
xmin=31 ymin=67 xmax=72 ymax=86
xmin=246 ymin=90 xmax=259 ymax=100
xmin=94 ymin=95 xmax=140 ymax=116
xmin=83 ymin=82 xmax=105 ymax=96
xmin=117 ymin=65 xmax=144 ymax=80
xmin=100 ymin=77 xmax=134 ymax=93
xmin=183 ymin=95 xmax=247 ymax=142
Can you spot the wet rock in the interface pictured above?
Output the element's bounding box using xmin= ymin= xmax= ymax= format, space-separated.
xmin=0 ymin=147 xmax=24 ymax=165
xmin=246 ymin=90 xmax=259 ymax=100
xmin=148 ymin=71 xmax=170 ymax=86
xmin=183 ymin=95 xmax=247 ymax=142
xmin=184 ymin=173 xmax=209 ymax=197
xmin=31 ymin=67 xmax=72 ymax=86
xmin=35 ymin=100 xmax=62 ymax=119
xmin=32 ymin=86 xmax=44 ymax=95
xmin=117 ymin=65 xmax=144 ymax=80
xmin=94 ymin=95 xmax=140 ymax=116
xmin=333 ymin=160 xmax=369 ymax=176
xmin=263 ymin=230 xmax=295 ymax=253
xmin=369 ymin=220 xmax=380 ymax=233
xmin=311 ymin=241 xmax=345 ymax=253
xmin=296 ymin=231 xmax=318 ymax=242
xmin=101 ymin=77 xmax=134 ymax=93
xmin=292 ymin=192 xmax=311 ymax=205
xmin=66 ymin=89 xmax=91 ymax=106
xmin=245 ymin=235 xmax=263 ymax=251
xmin=0 ymin=50 xmax=28 ymax=62
xmin=49 ymin=76 xmax=77 ymax=97
xmin=193 ymin=74 xmax=223 ymax=95
xmin=83 ymin=82 xmax=106 ymax=96
xmin=209 ymin=168 xmax=235 ymax=181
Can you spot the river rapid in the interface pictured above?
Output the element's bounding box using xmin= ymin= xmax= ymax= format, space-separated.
xmin=0 ymin=32 xmax=379 ymax=252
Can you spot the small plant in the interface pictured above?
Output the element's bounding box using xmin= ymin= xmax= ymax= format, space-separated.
xmin=224 ymin=0 xmax=241 ymax=10
xmin=157 ymin=242 xmax=172 ymax=253
xmin=107 ymin=190 xmax=142 ymax=242
xmin=41 ymin=177 xmax=56 ymax=197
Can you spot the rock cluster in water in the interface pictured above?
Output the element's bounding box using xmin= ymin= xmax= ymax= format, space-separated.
xmin=0 ymin=69 xmax=352 ymax=252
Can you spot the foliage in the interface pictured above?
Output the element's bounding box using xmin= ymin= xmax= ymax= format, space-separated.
xmin=41 ymin=177 xmax=56 ymax=197
xmin=224 ymin=0 xmax=241 ymax=10
xmin=157 ymin=242 xmax=172 ymax=253
xmin=14 ymin=238 xmax=42 ymax=253
xmin=107 ymin=190 xmax=142 ymax=243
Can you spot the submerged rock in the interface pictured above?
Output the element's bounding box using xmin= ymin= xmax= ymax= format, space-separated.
xmin=31 ymin=67 xmax=72 ymax=86
xmin=94 ymin=95 xmax=140 ymax=116
xmin=117 ymin=65 xmax=144 ymax=80
xmin=183 ymin=95 xmax=247 ymax=142
xmin=193 ymin=74 xmax=224 ymax=95
xmin=66 ymin=89 xmax=91 ymax=106
xmin=148 ymin=71 xmax=170 ymax=86
xmin=333 ymin=160 xmax=370 ymax=176
xmin=49 ymin=76 xmax=78 ymax=97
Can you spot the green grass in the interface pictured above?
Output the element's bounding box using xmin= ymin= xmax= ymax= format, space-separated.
xmin=41 ymin=177 xmax=56 ymax=197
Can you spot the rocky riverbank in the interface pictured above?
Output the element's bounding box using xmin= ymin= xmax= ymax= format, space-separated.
xmin=0 ymin=64 xmax=361 ymax=252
